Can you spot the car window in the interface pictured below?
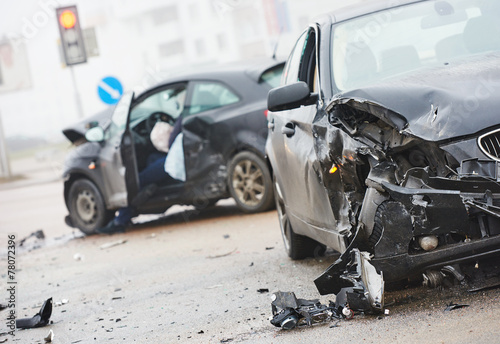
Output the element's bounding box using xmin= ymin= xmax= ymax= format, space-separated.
xmin=282 ymin=31 xmax=308 ymax=85
xmin=130 ymin=85 xmax=187 ymax=123
xmin=259 ymin=64 xmax=285 ymax=88
xmin=105 ymin=91 xmax=133 ymax=140
xmin=331 ymin=0 xmax=500 ymax=91
xmin=187 ymin=81 xmax=240 ymax=115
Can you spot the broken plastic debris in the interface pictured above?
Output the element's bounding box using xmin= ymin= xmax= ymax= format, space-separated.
xmin=19 ymin=229 xmax=45 ymax=247
xmin=206 ymin=248 xmax=237 ymax=259
xmin=44 ymin=329 xmax=54 ymax=343
xmin=100 ymin=239 xmax=127 ymax=250
xmin=270 ymin=291 xmax=339 ymax=329
xmin=16 ymin=298 xmax=53 ymax=329
xmin=384 ymin=309 xmax=390 ymax=315
xmin=444 ymin=303 xmax=469 ymax=312
xmin=55 ymin=299 xmax=69 ymax=307
xmin=257 ymin=288 xmax=269 ymax=293
xmin=315 ymin=249 xmax=384 ymax=314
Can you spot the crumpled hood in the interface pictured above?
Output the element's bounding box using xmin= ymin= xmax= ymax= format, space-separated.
xmin=62 ymin=107 xmax=114 ymax=144
xmin=334 ymin=52 xmax=500 ymax=142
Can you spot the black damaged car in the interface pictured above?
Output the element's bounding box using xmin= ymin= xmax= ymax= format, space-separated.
xmin=266 ymin=0 xmax=500 ymax=314
xmin=63 ymin=59 xmax=284 ymax=235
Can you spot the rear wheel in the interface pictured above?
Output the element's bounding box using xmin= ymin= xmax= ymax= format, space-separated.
xmin=68 ymin=179 xmax=113 ymax=235
xmin=228 ymin=151 xmax=274 ymax=213
xmin=274 ymin=176 xmax=326 ymax=260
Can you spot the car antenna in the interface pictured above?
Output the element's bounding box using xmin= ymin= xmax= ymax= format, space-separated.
xmin=272 ymin=27 xmax=283 ymax=60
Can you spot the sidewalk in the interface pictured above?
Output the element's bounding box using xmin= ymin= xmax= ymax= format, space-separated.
xmin=0 ymin=150 xmax=66 ymax=191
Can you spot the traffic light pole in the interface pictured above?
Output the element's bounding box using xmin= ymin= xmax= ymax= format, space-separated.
xmin=0 ymin=109 xmax=12 ymax=178
xmin=70 ymin=66 xmax=84 ymax=119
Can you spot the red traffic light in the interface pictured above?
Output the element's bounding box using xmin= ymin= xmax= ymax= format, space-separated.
xmin=59 ymin=10 xmax=76 ymax=29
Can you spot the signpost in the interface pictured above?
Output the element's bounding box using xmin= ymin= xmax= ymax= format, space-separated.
xmin=97 ymin=76 xmax=123 ymax=105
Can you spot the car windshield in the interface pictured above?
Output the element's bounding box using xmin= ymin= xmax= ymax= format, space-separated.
xmin=331 ymin=0 xmax=500 ymax=91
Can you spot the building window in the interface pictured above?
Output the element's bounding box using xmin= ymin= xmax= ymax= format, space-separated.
xmin=150 ymin=5 xmax=178 ymax=26
xmin=159 ymin=40 xmax=184 ymax=58
xmin=195 ymin=39 xmax=206 ymax=56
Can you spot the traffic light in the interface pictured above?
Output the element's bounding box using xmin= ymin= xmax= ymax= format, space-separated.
xmin=56 ymin=6 xmax=86 ymax=66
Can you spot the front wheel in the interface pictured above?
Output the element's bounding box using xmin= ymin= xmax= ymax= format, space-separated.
xmin=67 ymin=179 xmax=114 ymax=235
xmin=228 ymin=151 xmax=274 ymax=213
xmin=274 ymin=176 xmax=326 ymax=260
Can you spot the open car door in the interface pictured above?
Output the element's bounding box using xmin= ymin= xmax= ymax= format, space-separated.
xmin=98 ymin=92 xmax=140 ymax=208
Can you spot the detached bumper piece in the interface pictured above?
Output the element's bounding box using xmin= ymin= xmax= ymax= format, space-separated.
xmin=314 ymin=249 xmax=384 ymax=314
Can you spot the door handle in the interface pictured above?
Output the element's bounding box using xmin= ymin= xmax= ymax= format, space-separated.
xmin=281 ymin=122 xmax=295 ymax=137
xmin=268 ymin=119 xmax=275 ymax=130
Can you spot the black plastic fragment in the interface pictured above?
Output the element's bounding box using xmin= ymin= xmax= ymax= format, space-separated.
xmin=16 ymin=298 xmax=53 ymax=329
xmin=19 ymin=230 xmax=45 ymax=247
xmin=270 ymin=291 xmax=338 ymax=329
xmin=444 ymin=303 xmax=469 ymax=312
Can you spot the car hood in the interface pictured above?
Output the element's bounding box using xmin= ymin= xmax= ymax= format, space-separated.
xmin=62 ymin=107 xmax=114 ymax=144
xmin=332 ymin=52 xmax=500 ymax=142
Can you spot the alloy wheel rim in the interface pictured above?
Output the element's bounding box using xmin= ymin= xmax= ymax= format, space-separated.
xmin=232 ymin=159 xmax=265 ymax=207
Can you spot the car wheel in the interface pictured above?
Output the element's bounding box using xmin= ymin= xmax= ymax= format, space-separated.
xmin=68 ymin=179 xmax=113 ymax=235
xmin=228 ymin=151 xmax=274 ymax=213
xmin=274 ymin=176 xmax=326 ymax=260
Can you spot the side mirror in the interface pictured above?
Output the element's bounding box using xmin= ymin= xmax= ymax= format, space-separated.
xmin=85 ymin=126 xmax=105 ymax=142
xmin=267 ymin=81 xmax=318 ymax=112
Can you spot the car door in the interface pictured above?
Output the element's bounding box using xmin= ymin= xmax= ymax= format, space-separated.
xmin=99 ymin=84 xmax=188 ymax=208
xmin=98 ymin=92 xmax=139 ymax=208
xmin=182 ymin=80 xmax=241 ymax=183
xmin=269 ymin=27 xmax=340 ymax=248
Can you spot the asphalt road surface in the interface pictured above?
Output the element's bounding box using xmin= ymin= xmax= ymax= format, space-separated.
xmin=1 ymin=180 xmax=499 ymax=343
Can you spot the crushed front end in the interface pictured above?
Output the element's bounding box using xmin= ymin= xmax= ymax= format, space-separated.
xmin=314 ymin=96 xmax=500 ymax=311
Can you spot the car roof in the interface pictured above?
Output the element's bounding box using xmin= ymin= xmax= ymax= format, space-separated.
xmin=147 ymin=58 xmax=285 ymax=91
xmin=314 ymin=0 xmax=427 ymax=25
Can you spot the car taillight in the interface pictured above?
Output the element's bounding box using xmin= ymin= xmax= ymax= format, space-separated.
xmin=264 ymin=110 xmax=269 ymax=117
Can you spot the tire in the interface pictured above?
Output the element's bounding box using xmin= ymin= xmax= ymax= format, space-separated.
xmin=228 ymin=151 xmax=274 ymax=213
xmin=274 ymin=176 xmax=326 ymax=260
xmin=369 ymin=202 xmax=386 ymax=247
xmin=67 ymin=179 xmax=114 ymax=235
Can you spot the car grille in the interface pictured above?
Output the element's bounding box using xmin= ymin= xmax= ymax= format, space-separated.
xmin=479 ymin=129 xmax=500 ymax=161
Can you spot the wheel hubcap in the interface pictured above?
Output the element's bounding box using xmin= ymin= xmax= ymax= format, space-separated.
xmin=232 ymin=159 xmax=265 ymax=207
xmin=75 ymin=190 xmax=97 ymax=223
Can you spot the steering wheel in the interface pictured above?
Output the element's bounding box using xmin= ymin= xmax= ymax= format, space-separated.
xmin=146 ymin=111 xmax=176 ymax=133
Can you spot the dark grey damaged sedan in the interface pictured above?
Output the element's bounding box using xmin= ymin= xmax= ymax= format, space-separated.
xmin=63 ymin=59 xmax=284 ymax=235
xmin=266 ymin=0 xmax=500 ymax=314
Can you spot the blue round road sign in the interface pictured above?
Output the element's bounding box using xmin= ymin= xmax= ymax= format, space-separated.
xmin=97 ymin=76 xmax=123 ymax=105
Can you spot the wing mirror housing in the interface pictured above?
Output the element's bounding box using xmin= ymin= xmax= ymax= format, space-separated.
xmin=268 ymin=81 xmax=318 ymax=112
xmin=85 ymin=126 xmax=105 ymax=142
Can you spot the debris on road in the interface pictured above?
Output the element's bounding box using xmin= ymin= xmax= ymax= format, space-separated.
xmin=16 ymin=298 xmax=53 ymax=329
xmin=444 ymin=303 xmax=469 ymax=312
xmin=315 ymin=249 xmax=384 ymax=314
xmin=257 ymin=288 xmax=269 ymax=294
xmin=73 ymin=253 xmax=84 ymax=261
xmin=44 ymin=329 xmax=54 ymax=343
xmin=100 ymin=239 xmax=127 ymax=250
xmin=54 ymin=299 xmax=69 ymax=307
xmin=19 ymin=229 xmax=45 ymax=247
xmin=270 ymin=291 xmax=339 ymax=330
xmin=206 ymin=248 xmax=237 ymax=259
